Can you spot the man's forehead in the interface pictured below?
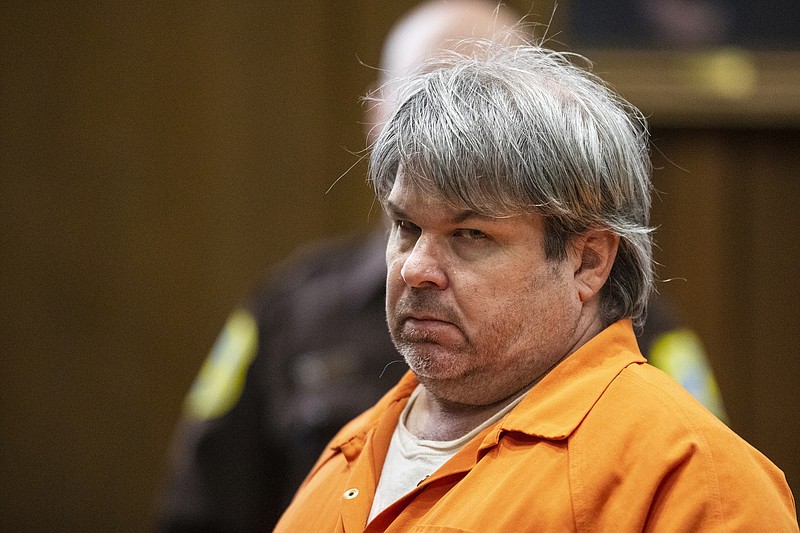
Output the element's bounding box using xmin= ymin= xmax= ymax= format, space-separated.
xmin=384 ymin=175 xmax=522 ymax=225
xmin=384 ymin=197 xmax=492 ymax=224
xmin=385 ymin=171 xmax=460 ymax=214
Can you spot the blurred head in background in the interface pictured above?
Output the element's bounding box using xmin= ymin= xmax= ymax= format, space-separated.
xmin=364 ymin=0 xmax=522 ymax=145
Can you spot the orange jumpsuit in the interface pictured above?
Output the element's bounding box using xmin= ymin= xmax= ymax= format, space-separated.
xmin=275 ymin=320 xmax=798 ymax=532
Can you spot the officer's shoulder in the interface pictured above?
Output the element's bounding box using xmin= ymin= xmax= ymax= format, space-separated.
xmin=245 ymin=229 xmax=386 ymax=307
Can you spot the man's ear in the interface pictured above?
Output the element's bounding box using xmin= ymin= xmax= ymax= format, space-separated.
xmin=571 ymin=230 xmax=620 ymax=303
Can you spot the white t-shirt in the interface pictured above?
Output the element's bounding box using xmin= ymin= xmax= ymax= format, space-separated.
xmin=367 ymin=385 xmax=528 ymax=523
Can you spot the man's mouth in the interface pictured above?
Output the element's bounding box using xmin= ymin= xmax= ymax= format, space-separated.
xmin=407 ymin=313 xmax=452 ymax=324
xmin=400 ymin=313 xmax=462 ymax=342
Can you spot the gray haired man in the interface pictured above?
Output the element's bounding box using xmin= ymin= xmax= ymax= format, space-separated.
xmin=275 ymin=38 xmax=797 ymax=532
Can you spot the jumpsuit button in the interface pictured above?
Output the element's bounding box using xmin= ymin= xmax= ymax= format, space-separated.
xmin=343 ymin=488 xmax=359 ymax=500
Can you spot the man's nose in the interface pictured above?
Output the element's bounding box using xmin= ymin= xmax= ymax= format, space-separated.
xmin=400 ymin=236 xmax=448 ymax=290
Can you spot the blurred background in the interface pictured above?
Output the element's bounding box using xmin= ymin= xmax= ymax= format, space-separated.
xmin=1 ymin=1 xmax=798 ymax=530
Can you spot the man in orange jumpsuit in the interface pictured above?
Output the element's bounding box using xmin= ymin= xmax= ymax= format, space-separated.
xmin=158 ymin=2 xmax=734 ymax=531
xmin=274 ymin=34 xmax=797 ymax=532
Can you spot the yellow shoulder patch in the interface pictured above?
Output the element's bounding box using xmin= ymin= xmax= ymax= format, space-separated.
xmin=183 ymin=310 xmax=259 ymax=420
xmin=648 ymin=328 xmax=728 ymax=423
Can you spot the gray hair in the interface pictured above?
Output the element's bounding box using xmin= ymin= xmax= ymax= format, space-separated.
xmin=369 ymin=38 xmax=654 ymax=327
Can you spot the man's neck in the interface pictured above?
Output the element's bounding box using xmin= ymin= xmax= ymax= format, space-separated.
xmin=404 ymin=385 xmax=527 ymax=441
xmin=404 ymin=313 xmax=607 ymax=442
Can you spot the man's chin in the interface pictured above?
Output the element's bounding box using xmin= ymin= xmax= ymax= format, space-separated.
xmin=399 ymin=344 xmax=467 ymax=381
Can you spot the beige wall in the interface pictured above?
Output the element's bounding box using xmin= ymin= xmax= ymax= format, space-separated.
xmin=1 ymin=1 xmax=797 ymax=530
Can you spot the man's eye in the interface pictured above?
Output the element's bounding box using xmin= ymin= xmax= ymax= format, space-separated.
xmin=395 ymin=220 xmax=419 ymax=233
xmin=455 ymin=229 xmax=488 ymax=240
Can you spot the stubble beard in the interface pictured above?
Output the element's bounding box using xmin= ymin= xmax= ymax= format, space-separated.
xmin=388 ymin=290 xmax=474 ymax=380
xmin=387 ymin=266 xmax=577 ymax=405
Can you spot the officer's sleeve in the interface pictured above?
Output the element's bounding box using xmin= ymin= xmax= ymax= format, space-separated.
xmin=155 ymin=309 xmax=283 ymax=532
xmin=647 ymin=328 xmax=728 ymax=423
xmin=637 ymin=294 xmax=728 ymax=423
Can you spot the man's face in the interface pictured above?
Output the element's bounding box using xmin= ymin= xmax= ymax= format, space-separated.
xmin=384 ymin=170 xmax=586 ymax=405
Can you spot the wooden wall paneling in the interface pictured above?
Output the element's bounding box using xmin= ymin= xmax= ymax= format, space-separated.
xmin=650 ymin=128 xmax=800 ymax=501
xmin=649 ymin=129 xmax=735 ymax=394
xmin=738 ymin=130 xmax=800 ymax=496
xmin=0 ymin=2 xmax=379 ymax=530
